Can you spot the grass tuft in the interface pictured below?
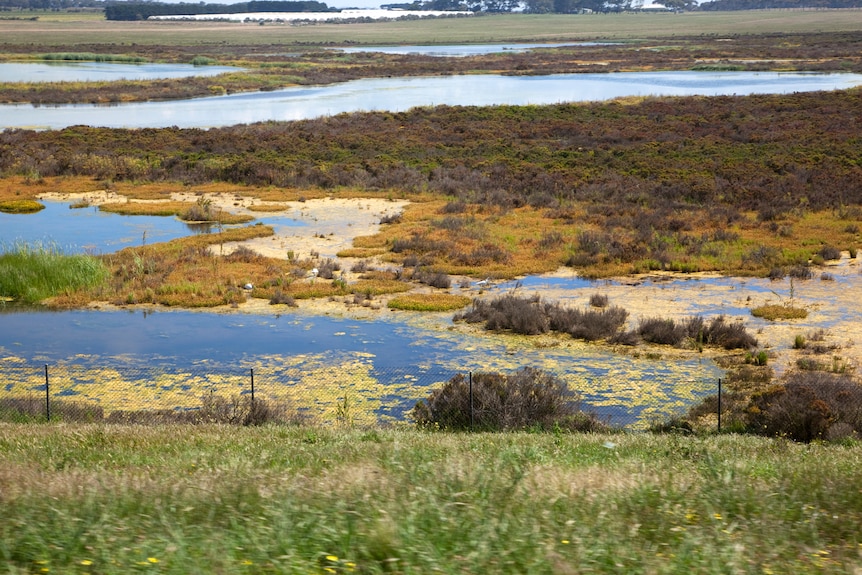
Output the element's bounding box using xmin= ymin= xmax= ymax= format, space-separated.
xmin=387 ymin=293 xmax=471 ymax=311
xmin=0 ymin=199 xmax=44 ymax=214
xmin=0 ymin=242 xmax=109 ymax=304
xmin=751 ymin=304 xmax=808 ymax=320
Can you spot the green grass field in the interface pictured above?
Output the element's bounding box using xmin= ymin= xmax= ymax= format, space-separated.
xmin=1 ymin=10 xmax=861 ymax=46
xmin=1 ymin=424 xmax=860 ymax=574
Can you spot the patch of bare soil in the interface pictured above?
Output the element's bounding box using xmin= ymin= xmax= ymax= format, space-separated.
xmin=171 ymin=192 xmax=408 ymax=260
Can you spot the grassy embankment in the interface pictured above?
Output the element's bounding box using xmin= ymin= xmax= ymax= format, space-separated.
xmin=0 ymin=424 xmax=860 ymax=574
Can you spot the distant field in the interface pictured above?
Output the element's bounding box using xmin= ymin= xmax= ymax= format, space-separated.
xmin=1 ymin=9 xmax=861 ymax=46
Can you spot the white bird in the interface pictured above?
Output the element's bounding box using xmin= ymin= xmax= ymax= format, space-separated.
xmin=476 ymin=277 xmax=491 ymax=288
xmin=309 ymin=268 xmax=319 ymax=279
xmin=243 ymin=283 xmax=253 ymax=290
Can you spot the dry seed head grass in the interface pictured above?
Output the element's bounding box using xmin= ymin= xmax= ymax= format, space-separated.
xmin=522 ymin=464 xmax=669 ymax=502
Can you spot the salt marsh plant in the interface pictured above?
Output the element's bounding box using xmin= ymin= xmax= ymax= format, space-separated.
xmin=0 ymin=242 xmax=108 ymax=305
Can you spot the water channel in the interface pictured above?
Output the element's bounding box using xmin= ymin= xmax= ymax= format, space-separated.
xmin=0 ymin=61 xmax=240 ymax=84
xmin=3 ymin=70 xmax=862 ymax=130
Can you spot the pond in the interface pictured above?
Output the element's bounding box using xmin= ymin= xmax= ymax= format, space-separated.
xmin=3 ymin=71 xmax=861 ymax=130
xmin=0 ymin=61 xmax=240 ymax=83
xmin=0 ymin=200 xmax=306 ymax=255
xmin=0 ymin=305 xmax=723 ymax=426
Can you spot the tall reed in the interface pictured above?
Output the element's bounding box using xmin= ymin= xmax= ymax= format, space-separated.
xmin=0 ymin=242 xmax=108 ymax=304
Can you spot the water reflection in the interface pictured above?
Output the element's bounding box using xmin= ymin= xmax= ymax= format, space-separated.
xmin=0 ymin=61 xmax=240 ymax=83
xmin=3 ymin=71 xmax=861 ymax=130
xmin=336 ymin=42 xmax=614 ymax=57
xmin=0 ymin=307 xmax=722 ymax=426
xmin=0 ymin=200 xmax=305 ymax=255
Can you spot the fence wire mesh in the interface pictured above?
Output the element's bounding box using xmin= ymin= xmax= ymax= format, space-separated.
xmin=0 ymin=363 xmax=719 ymax=430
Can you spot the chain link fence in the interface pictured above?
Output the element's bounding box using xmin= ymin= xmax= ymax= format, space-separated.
xmin=0 ymin=363 xmax=722 ymax=430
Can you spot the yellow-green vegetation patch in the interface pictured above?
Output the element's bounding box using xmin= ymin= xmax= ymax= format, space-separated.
xmin=350 ymin=279 xmax=412 ymax=296
xmin=0 ymin=353 xmax=431 ymax=426
xmin=388 ymin=293 xmax=471 ymax=312
xmin=247 ymin=203 xmax=289 ymax=212
xmin=0 ymin=199 xmax=44 ymax=213
xmin=100 ymin=201 xmax=187 ymax=217
xmin=100 ymin=200 xmax=254 ymax=224
xmin=176 ymin=223 xmax=274 ymax=248
xmin=751 ymin=304 xmax=808 ymax=320
xmin=336 ymin=247 xmax=386 ymax=258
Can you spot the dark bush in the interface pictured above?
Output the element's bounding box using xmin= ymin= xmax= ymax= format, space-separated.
xmin=391 ymin=234 xmax=453 ymax=256
xmin=225 ymin=245 xmax=262 ymax=263
xmin=639 ymin=315 xmax=756 ymax=350
xmin=351 ymin=259 xmax=369 ymax=273
xmin=316 ymin=258 xmax=341 ymax=280
xmin=818 ymin=245 xmax=841 ymax=261
xmin=547 ymin=303 xmax=628 ymax=341
xmin=455 ymin=294 xmax=549 ymax=335
xmin=747 ymin=372 xmax=862 ymax=442
xmin=415 ymin=269 xmax=451 ymax=289
xmin=788 ymin=265 xmax=813 ymax=280
xmin=270 ymin=289 xmax=297 ymax=306
xmin=578 ymin=230 xmax=609 ymax=257
xmin=379 ymin=212 xmax=402 ymax=225
xmin=609 ymin=330 xmax=640 ymax=346
xmin=411 ymin=367 xmax=606 ymax=432
xmin=638 ymin=317 xmax=686 ymax=346
xmin=703 ymin=316 xmax=758 ymax=350
xmin=451 ymin=243 xmax=511 ymax=266
xmin=537 ymin=231 xmax=565 ymax=251
xmin=589 ymin=293 xmax=609 ymax=308
xmin=439 ymin=200 xmax=467 ymax=214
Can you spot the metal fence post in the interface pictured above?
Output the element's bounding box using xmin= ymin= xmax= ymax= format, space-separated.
xmin=469 ymin=371 xmax=474 ymax=432
xmin=250 ymin=368 xmax=255 ymax=403
xmin=717 ymin=378 xmax=722 ymax=433
xmin=44 ymin=364 xmax=50 ymax=422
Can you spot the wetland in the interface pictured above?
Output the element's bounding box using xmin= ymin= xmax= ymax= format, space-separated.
xmin=2 ymin=18 xmax=862 ymax=426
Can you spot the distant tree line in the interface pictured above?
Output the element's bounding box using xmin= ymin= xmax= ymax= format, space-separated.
xmin=0 ymin=0 xmax=101 ymax=10
xmin=104 ymin=1 xmax=333 ymax=21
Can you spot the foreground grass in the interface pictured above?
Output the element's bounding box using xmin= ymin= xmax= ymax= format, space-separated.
xmin=0 ymin=424 xmax=860 ymax=574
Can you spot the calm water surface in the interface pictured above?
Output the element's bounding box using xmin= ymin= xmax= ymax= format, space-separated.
xmin=0 ymin=200 xmax=305 ymax=254
xmin=336 ymin=42 xmax=611 ymax=56
xmin=0 ymin=61 xmax=239 ymax=83
xmin=0 ymin=306 xmax=722 ymax=423
xmin=3 ymin=71 xmax=861 ymax=130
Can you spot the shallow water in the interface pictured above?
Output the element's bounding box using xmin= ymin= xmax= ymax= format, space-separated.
xmin=0 ymin=61 xmax=240 ymax=83
xmin=336 ymin=42 xmax=612 ymax=57
xmin=0 ymin=306 xmax=722 ymax=426
xmin=0 ymin=200 xmax=306 ymax=254
xmin=3 ymin=71 xmax=861 ymax=130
